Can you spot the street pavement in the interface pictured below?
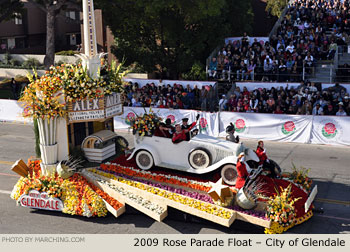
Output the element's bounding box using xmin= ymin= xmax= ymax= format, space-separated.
xmin=0 ymin=123 xmax=349 ymax=234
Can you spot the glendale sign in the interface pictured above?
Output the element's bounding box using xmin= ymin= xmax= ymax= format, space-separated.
xmin=67 ymin=92 xmax=123 ymax=123
xmin=19 ymin=190 xmax=63 ymax=211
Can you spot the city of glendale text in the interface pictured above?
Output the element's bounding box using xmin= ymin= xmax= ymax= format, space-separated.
xmin=133 ymin=237 xmax=346 ymax=247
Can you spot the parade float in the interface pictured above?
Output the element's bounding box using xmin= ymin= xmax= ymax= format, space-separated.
xmin=10 ymin=106 xmax=317 ymax=234
xmin=9 ymin=0 xmax=317 ymax=234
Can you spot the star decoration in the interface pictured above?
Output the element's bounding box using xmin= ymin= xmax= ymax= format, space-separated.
xmin=208 ymin=178 xmax=232 ymax=202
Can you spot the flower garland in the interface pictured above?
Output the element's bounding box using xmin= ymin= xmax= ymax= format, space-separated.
xmin=19 ymin=62 xmax=128 ymax=119
xmin=100 ymin=163 xmax=212 ymax=192
xmin=88 ymin=169 xmax=233 ymax=219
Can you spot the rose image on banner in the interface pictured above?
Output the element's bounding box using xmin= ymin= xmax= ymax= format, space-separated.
xmin=322 ymin=122 xmax=338 ymax=139
xmin=234 ymin=119 xmax=246 ymax=133
xmin=125 ymin=112 xmax=136 ymax=125
xmin=282 ymin=121 xmax=296 ymax=135
xmin=199 ymin=118 xmax=208 ymax=132
xmin=166 ymin=115 xmax=176 ymax=124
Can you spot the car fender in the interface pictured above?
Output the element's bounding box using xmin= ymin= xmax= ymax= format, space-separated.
xmin=127 ymin=144 xmax=161 ymax=165
xmin=185 ymin=156 xmax=237 ymax=174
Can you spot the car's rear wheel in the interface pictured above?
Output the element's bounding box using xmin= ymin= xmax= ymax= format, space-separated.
xmin=135 ymin=150 xmax=154 ymax=170
xmin=188 ymin=148 xmax=211 ymax=169
xmin=221 ymin=164 xmax=237 ymax=185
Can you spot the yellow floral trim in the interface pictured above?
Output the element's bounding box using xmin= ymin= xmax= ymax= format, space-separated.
xmin=265 ymin=210 xmax=313 ymax=234
xmin=90 ymin=169 xmax=233 ymax=219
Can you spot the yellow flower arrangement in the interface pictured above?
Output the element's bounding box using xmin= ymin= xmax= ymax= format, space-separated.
xmin=288 ymin=163 xmax=313 ymax=192
xmin=260 ymin=184 xmax=301 ymax=232
xmin=19 ymin=61 xmax=128 ymax=119
xmin=131 ymin=108 xmax=162 ymax=137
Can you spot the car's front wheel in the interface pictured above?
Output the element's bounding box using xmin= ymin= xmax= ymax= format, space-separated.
xmin=135 ymin=150 xmax=154 ymax=170
xmin=221 ymin=164 xmax=237 ymax=185
xmin=188 ymin=148 xmax=211 ymax=169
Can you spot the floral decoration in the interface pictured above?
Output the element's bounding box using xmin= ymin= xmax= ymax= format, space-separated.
xmin=89 ymin=169 xmax=233 ymax=219
xmin=131 ymin=108 xmax=162 ymax=137
xmin=11 ymin=159 xmax=107 ymax=218
xmin=19 ymin=61 xmax=128 ymax=119
xmin=260 ymin=184 xmax=301 ymax=232
xmin=288 ymin=163 xmax=312 ymax=192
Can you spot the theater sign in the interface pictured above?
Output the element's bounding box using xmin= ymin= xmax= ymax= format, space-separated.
xmin=67 ymin=93 xmax=123 ymax=123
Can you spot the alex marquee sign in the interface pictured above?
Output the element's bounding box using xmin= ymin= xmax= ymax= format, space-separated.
xmin=19 ymin=190 xmax=63 ymax=211
xmin=68 ymin=93 xmax=123 ymax=122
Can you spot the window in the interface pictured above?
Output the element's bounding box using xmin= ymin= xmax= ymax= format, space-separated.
xmin=15 ymin=37 xmax=26 ymax=49
xmin=14 ymin=13 xmax=22 ymax=25
xmin=65 ymin=11 xmax=76 ymax=20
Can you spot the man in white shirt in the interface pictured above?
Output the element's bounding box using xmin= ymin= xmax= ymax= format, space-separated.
xmin=219 ymin=95 xmax=227 ymax=111
xmin=336 ymin=107 xmax=347 ymax=116
xmin=312 ymin=104 xmax=323 ymax=115
xmin=286 ymin=42 xmax=295 ymax=54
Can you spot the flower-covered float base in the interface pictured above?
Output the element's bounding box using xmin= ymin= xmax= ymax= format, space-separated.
xmin=11 ymin=157 xmax=315 ymax=233
xmin=11 ymin=160 xmax=124 ymax=218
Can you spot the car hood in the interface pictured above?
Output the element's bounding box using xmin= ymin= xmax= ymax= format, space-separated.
xmin=190 ymin=134 xmax=259 ymax=162
xmin=190 ymin=134 xmax=239 ymax=151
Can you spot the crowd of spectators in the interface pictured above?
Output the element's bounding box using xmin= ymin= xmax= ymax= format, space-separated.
xmin=122 ymin=82 xmax=214 ymax=110
xmin=208 ymin=0 xmax=350 ymax=82
xmin=219 ymin=81 xmax=350 ymax=116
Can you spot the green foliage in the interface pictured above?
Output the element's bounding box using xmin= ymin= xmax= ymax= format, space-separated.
xmin=182 ymin=62 xmax=206 ymax=81
xmin=2 ymin=52 xmax=11 ymax=65
xmin=95 ymin=0 xmax=253 ymax=79
xmin=55 ymin=50 xmax=79 ymax=56
xmin=33 ymin=118 xmax=41 ymax=158
xmin=266 ymin=0 xmax=288 ymax=18
xmin=21 ymin=57 xmax=42 ymax=69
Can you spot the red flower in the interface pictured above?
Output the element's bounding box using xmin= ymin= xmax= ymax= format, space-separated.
xmin=235 ymin=119 xmax=245 ymax=129
xmin=324 ymin=123 xmax=336 ymax=134
xmin=284 ymin=121 xmax=295 ymax=132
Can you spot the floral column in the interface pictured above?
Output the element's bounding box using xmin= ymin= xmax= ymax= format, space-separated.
xmin=37 ymin=116 xmax=58 ymax=175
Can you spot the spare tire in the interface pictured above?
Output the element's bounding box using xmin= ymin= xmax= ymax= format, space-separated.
xmin=188 ymin=148 xmax=211 ymax=170
xmin=221 ymin=164 xmax=237 ymax=185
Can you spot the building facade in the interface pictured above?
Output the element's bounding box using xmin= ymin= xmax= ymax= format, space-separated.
xmin=0 ymin=1 xmax=81 ymax=54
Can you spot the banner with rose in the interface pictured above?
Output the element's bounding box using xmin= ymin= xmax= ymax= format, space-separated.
xmin=310 ymin=116 xmax=350 ymax=145
xmin=219 ymin=112 xmax=313 ymax=143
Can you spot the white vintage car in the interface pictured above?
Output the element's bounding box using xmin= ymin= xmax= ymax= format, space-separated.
xmin=127 ymin=133 xmax=259 ymax=185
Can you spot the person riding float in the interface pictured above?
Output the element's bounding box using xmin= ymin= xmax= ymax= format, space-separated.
xmin=235 ymin=152 xmax=253 ymax=189
xmin=256 ymin=140 xmax=279 ymax=178
xmin=172 ymin=114 xmax=200 ymax=144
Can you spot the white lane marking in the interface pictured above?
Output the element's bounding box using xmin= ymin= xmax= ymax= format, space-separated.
xmin=0 ymin=190 xmax=12 ymax=195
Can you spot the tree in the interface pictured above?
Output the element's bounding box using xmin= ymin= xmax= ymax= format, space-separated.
xmin=265 ymin=0 xmax=288 ymax=18
xmin=27 ymin=0 xmax=77 ymax=69
xmin=95 ymin=0 xmax=253 ymax=79
xmin=0 ymin=0 xmax=23 ymax=23
xmin=1 ymin=1 xmax=81 ymax=69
